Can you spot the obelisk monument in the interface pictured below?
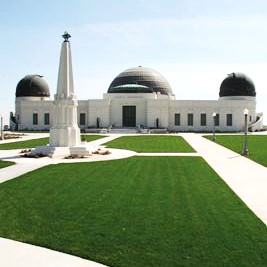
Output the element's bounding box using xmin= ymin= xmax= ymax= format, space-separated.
xmin=49 ymin=31 xmax=81 ymax=147
xmin=33 ymin=32 xmax=90 ymax=158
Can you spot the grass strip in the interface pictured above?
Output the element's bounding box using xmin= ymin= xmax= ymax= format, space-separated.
xmin=0 ymin=138 xmax=49 ymax=150
xmin=0 ymin=160 xmax=15 ymax=169
xmin=81 ymin=134 xmax=107 ymax=142
xmin=205 ymin=135 xmax=267 ymax=167
xmin=0 ymin=135 xmax=106 ymax=150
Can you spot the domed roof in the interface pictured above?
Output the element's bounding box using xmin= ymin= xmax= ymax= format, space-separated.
xmin=219 ymin=72 xmax=256 ymax=97
xmin=16 ymin=75 xmax=50 ymax=97
xmin=108 ymin=66 xmax=173 ymax=95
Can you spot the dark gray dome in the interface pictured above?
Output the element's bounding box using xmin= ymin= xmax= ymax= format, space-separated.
xmin=16 ymin=75 xmax=50 ymax=97
xmin=108 ymin=66 xmax=173 ymax=95
xmin=219 ymin=72 xmax=256 ymax=97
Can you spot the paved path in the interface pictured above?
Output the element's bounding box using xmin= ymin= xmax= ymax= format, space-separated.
xmin=0 ymin=132 xmax=49 ymax=143
xmin=0 ymin=134 xmax=134 ymax=267
xmin=0 ymin=237 xmax=106 ymax=267
xmin=0 ymin=135 xmax=136 ymax=184
xmin=0 ymin=132 xmax=266 ymax=267
xmin=180 ymin=133 xmax=267 ymax=226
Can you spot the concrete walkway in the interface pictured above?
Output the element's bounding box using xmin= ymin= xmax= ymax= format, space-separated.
xmin=0 ymin=135 xmax=136 ymax=184
xmin=0 ymin=132 xmax=49 ymax=143
xmin=0 ymin=237 xmax=106 ymax=267
xmin=0 ymin=132 xmax=266 ymax=267
xmin=0 ymin=134 xmax=135 ymax=267
xmin=180 ymin=133 xmax=267 ymax=226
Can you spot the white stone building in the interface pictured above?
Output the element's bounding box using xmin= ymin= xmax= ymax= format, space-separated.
xmin=13 ymin=67 xmax=263 ymax=132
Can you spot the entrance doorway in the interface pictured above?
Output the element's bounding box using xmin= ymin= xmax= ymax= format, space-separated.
xmin=122 ymin=106 xmax=136 ymax=127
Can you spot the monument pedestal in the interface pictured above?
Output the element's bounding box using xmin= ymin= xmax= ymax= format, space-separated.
xmin=49 ymin=126 xmax=81 ymax=147
xmin=33 ymin=144 xmax=92 ymax=158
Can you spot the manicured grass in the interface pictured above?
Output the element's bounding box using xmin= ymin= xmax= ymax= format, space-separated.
xmin=0 ymin=138 xmax=49 ymax=150
xmin=205 ymin=135 xmax=267 ymax=167
xmin=81 ymin=134 xmax=107 ymax=142
xmin=0 ymin=160 xmax=15 ymax=169
xmin=0 ymin=135 xmax=106 ymax=150
xmin=104 ymin=135 xmax=195 ymax=152
xmin=0 ymin=157 xmax=266 ymax=267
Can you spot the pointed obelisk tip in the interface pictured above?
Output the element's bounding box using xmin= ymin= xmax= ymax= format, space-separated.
xmin=62 ymin=31 xmax=71 ymax=42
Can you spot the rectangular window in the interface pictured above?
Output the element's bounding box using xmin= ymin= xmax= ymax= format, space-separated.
xmin=44 ymin=113 xmax=50 ymax=125
xmin=200 ymin=113 xmax=206 ymax=126
xmin=33 ymin=113 xmax=38 ymax=125
xmin=174 ymin=113 xmax=180 ymax=126
xmin=215 ymin=114 xmax=220 ymax=126
xmin=227 ymin=114 xmax=232 ymax=126
xmin=188 ymin=113 xmax=193 ymax=126
xmin=80 ymin=113 xmax=86 ymax=126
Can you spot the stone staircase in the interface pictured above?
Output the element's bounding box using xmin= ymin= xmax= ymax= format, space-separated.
xmin=108 ymin=128 xmax=138 ymax=134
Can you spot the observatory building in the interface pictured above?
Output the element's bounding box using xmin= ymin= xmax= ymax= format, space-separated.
xmin=13 ymin=48 xmax=263 ymax=133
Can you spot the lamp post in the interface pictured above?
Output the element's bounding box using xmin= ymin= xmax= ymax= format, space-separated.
xmin=0 ymin=115 xmax=3 ymax=140
xmin=242 ymin=108 xmax=249 ymax=156
xmin=212 ymin=112 xmax=216 ymax=141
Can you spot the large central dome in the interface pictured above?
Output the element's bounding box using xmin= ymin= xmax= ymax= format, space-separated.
xmin=108 ymin=66 xmax=173 ymax=95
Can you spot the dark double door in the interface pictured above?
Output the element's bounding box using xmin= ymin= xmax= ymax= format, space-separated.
xmin=122 ymin=106 xmax=136 ymax=127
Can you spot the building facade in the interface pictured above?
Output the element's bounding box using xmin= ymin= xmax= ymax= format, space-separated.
xmin=13 ymin=67 xmax=263 ymax=132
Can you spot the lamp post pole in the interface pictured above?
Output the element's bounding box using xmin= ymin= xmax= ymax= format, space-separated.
xmin=242 ymin=108 xmax=249 ymax=156
xmin=0 ymin=115 xmax=3 ymax=140
xmin=212 ymin=112 xmax=216 ymax=141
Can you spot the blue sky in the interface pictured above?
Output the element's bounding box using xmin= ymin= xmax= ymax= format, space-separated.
xmin=1 ymin=0 xmax=267 ymax=125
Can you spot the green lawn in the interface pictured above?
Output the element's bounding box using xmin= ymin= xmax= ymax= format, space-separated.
xmin=0 ymin=135 xmax=105 ymax=150
xmin=0 ymin=137 xmax=49 ymax=150
xmin=81 ymin=134 xmax=107 ymax=142
xmin=205 ymin=135 xmax=267 ymax=167
xmin=0 ymin=160 xmax=15 ymax=169
xmin=0 ymin=157 xmax=266 ymax=267
xmin=104 ymin=135 xmax=195 ymax=152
